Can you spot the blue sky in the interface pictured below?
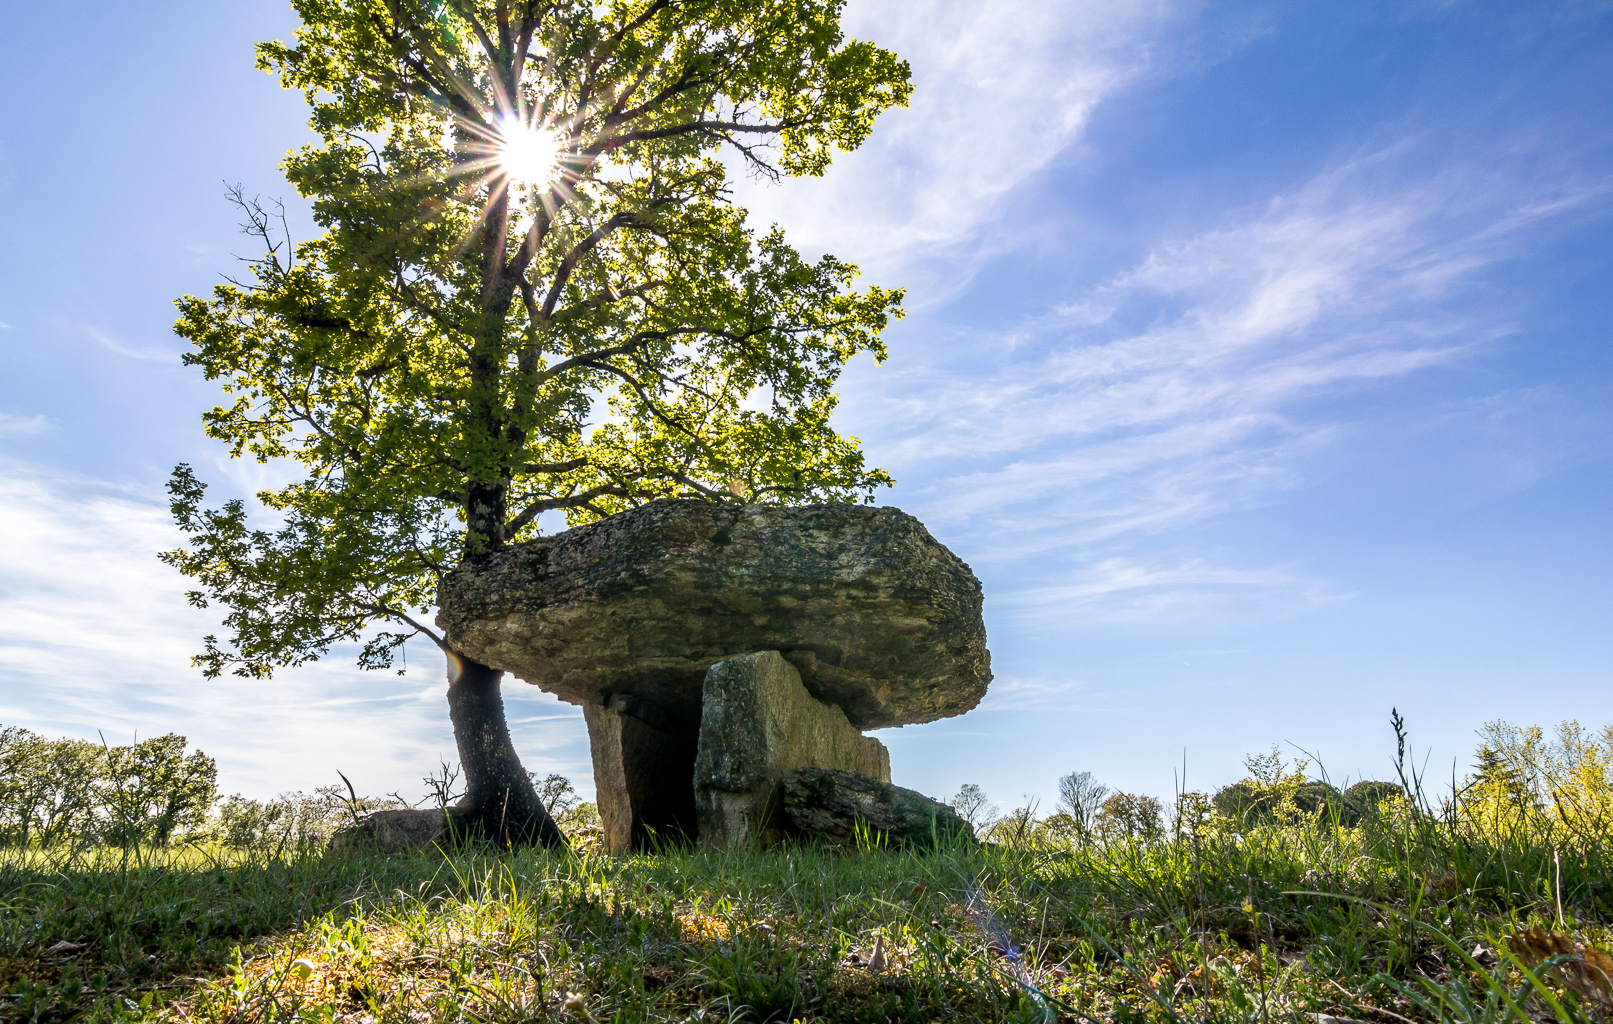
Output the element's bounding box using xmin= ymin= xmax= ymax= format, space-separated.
xmin=1 ymin=1 xmax=1610 ymax=815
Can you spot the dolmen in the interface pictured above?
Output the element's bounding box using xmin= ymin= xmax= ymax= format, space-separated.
xmin=436 ymin=499 xmax=991 ymax=852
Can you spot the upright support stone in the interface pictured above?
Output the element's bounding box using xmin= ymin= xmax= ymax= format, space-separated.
xmin=695 ymin=651 xmax=890 ymax=848
xmin=583 ymin=702 xmax=698 ymax=854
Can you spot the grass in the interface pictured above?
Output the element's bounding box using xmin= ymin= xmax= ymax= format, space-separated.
xmin=4 ymin=802 xmax=1612 ymax=1023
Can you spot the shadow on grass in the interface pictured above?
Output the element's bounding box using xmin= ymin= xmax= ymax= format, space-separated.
xmin=0 ymin=843 xmax=467 ymax=1021
xmin=7 ymin=815 xmax=1613 ymax=1024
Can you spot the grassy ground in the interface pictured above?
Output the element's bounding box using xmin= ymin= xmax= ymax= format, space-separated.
xmin=3 ymin=808 xmax=1611 ymax=1023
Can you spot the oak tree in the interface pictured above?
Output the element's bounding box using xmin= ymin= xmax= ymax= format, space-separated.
xmin=164 ymin=0 xmax=910 ymax=845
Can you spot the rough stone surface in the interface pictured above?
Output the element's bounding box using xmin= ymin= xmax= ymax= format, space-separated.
xmin=695 ymin=651 xmax=890 ymax=848
xmin=328 ymin=808 xmax=455 ymax=852
xmin=584 ymin=702 xmax=698 ymax=854
xmin=436 ymin=500 xmax=990 ymax=730
xmin=777 ymin=768 xmax=975 ymax=848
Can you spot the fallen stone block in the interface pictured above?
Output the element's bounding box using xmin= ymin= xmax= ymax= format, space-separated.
xmin=328 ymin=808 xmax=456 ymax=852
xmin=777 ymin=768 xmax=976 ymax=849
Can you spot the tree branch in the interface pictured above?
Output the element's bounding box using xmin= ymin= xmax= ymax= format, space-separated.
xmin=371 ymin=6 xmax=480 ymax=118
xmin=574 ymin=0 xmax=675 ymax=118
xmin=539 ymin=211 xmax=642 ymax=319
xmin=531 ymin=332 xmax=665 ymax=384
xmin=446 ymin=0 xmax=510 ymax=114
xmin=511 ymin=2 xmax=555 ymax=85
xmin=668 ymin=473 xmax=732 ymax=500
xmin=359 ymin=602 xmax=446 ymax=650
xmin=520 ymin=457 xmax=589 ymax=474
xmin=547 ymin=279 xmax=664 ymax=324
xmin=606 ymin=118 xmax=799 ymax=148
xmin=505 ymin=484 xmax=627 ymax=535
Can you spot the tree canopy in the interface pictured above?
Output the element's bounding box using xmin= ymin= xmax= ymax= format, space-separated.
xmin=164 ymin=0 xmax=912 ymax=679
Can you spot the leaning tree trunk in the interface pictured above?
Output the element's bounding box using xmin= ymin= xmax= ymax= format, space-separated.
xmin=446 ymin=650 xmax=567 ymax=848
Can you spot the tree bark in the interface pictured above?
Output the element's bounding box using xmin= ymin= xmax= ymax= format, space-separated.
xmin=446 ymin=650 xmax=568 ymax=848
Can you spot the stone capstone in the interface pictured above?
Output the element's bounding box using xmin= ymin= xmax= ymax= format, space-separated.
xmin=776 ymin=768 xmax=976 ymax=849
xmin=694 ymin=651 xmax=890 ymax=849
xmin=436 ymin=499 xmax=991 ymax=730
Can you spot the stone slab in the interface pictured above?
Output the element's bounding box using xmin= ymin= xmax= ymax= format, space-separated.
xmin=328 ymin=808 xmax=455 ymax=852
xmin=583 ymin=702 xmax=698 ymax=854
xmin=694 ymin=651 xmax=889 ymax=848
xmin=436 ymin=500 xmax=990 ymax=730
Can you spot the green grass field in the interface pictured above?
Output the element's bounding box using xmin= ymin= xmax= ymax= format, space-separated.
xmin=4 ymin=796 xmax=1612 ymax=1024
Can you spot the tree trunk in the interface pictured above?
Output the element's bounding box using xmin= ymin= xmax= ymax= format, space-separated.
xmin=446 ymin=650 xmax=568 ymax=848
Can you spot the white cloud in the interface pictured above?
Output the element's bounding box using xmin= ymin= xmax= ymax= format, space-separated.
xmin=791 ymin=128 xmax=1613 ymax=648
xmin=84 ymin=325 xmax=182 ymax=363
xmin=0 ymin=461 xmax=591 ymax=800
xmin=730 ymin=0 xmax=1207 ymax=294
xmin=995 ymin=556 xmax=1342 ymax=625
xmin=860 ymin=143 xmax=1607 ymax=563
xmin=0 ymin=412 xmax=47 ymax=436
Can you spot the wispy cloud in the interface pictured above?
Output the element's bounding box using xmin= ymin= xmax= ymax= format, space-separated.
xmin=732 ymin=0 xmax=1227 ymax=294
xmin=0 ymin=412 xmax=47 ymax=437
xmin=995 ymin=557 xmax=1339 ymax=623
xmin=84 ymin=325 xmax=181 ymax=363
xmin=0 ymin=461 xmax=591 ymax=799
xmin=865 ymin=143 xmax=1608 ymax=557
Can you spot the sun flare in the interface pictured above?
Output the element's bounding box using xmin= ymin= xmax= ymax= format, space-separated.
xmin=498 ymin=121 xmax=560 ymax=186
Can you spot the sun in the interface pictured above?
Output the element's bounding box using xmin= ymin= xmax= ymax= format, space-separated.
xmin=498 ymin=121 xmax=560 ymax=186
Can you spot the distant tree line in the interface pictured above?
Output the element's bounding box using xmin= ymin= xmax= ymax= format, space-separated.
xmin=0 ymin=726 xmax=594 ymax=850
xmin=11 ymin=715 xmax=1604 ymax=851
xmin=950 ymin=718 xmax=1613 ymax=848
xmin=949 ymin=752 xmax=1407 ymax=847
xmin=0 ymin=728 xmax=216 ymax=847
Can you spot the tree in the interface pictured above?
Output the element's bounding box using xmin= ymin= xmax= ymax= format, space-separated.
xmin=531 ymin=772 xmax=578 ymax=818
xmin=1212 ymin=778 xmax=1351 ymax=828
xmin=1095 ymin=791 xmax=1163 ymax=843
xmin=0 ymin=728 xmax=218 ymax=848
xmin=1055 ymin=770 xmax=1108 ymax=838
xmin=948 ymin=783 xmax=997 ymax=835
xmin=98 ymin=734 xmax=220 ymax=847
xmin=0 ymin=728 xmax=102 ymax=846
xmin=1169 ymin=790 xmax=1214 ymax=842
xmin=163 ymin=0 xmax=911 ymax=846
